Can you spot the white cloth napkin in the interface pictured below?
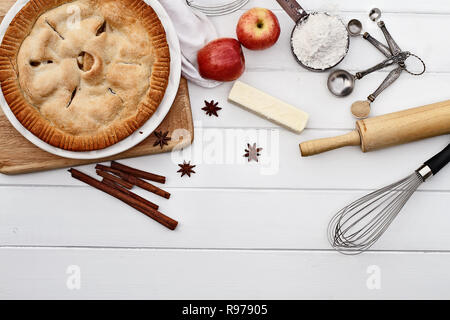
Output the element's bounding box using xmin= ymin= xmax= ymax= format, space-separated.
xmin=159 ymin=0 xmax=221 ymax=88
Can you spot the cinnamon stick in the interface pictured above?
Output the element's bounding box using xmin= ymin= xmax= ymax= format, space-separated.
xmin=69 ymin=169 xmax=177 ymax=230
xmin=111 ymin=161 xmax=166 ymax=184
xmin=96 ymin=170 xmax=134 ymax=189
xmin=102 ymin=178 xmax=159 ymax=210
xmin=131 ymin=176 xmax=171 ymax=199
xmin=96 ymin=164 xmax=171 ymax=199
xmin=95 ymin=164 xmax=129 ymax=179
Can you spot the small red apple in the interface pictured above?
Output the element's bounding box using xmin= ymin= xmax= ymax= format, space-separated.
xmin=197 ymin=38 xmax=245 ymax=81
xmin=236 ymin=7 xmax=281 ymax=50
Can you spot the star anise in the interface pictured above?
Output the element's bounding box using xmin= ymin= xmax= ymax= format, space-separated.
xmin=153 ymin=130 xmax=171 ymax=149
xmin=244 ymin=143 xmax=263 ymax=162
xmin=202 ymin=100 xmax=222 ymax=117
xmin=177 ymin=161 xmax=196 ymax=177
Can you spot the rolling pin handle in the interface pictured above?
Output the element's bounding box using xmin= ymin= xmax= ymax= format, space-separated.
xmin=299 ymin=130 xmax=361 ymax=157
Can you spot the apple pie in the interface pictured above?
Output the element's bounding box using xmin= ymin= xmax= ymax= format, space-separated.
xmin=0 ymin=0 xmax=170 ymax=151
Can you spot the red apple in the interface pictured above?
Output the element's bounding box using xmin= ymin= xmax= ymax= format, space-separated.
xmin=197 ymin=38 xmax=245 ymax=82
xmin=236 ymin=8 xmax=281 ymax=50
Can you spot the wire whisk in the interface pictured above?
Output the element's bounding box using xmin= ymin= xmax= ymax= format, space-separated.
xmin=186 ymin=0 xmax=249 ymax=16
xmin=328 ymin=143 xmax=450 ymax=255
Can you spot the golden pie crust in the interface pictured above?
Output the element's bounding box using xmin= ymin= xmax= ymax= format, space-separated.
xmin=0 ymin=0 xmax=170 ymax=151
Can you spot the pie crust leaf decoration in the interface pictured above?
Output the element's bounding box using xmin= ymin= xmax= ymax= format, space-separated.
xmin=202 ymin=100 xmax=221 ymax=117
xmin=153 ymin=130 xmax=171 ymax=149
xmin=0 ymin=0 xmax=171 ymax=151
xmin=177 ymin=161 xmax=196 ymax=177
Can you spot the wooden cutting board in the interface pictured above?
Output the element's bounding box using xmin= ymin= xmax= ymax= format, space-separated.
xmin=0 ymin=1 xmax=194 ymax=175
xmin=0 ymin=78 xmax=194 ymax=175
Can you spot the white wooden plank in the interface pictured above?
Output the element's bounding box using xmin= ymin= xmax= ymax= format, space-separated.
xmin=243 ymin=0 xmax=450 ymax=14
xmin=0 ymin=129 xmax=448 ymax=192
xmin=189 ymin=72 xmax=450 ymax=130
xmin=211 ymin=11 xmax=450 ymax=73
xmin=1 ymin=247 xmax=450 ymax=299
xmin=1 ymin=186 xmax=450 ymax=251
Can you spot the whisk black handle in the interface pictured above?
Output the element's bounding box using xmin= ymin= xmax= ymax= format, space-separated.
xmin=424 ymin=143 xmax=450 ymax=175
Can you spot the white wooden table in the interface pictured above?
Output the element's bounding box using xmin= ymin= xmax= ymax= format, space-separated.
xmin=1 ymin=0 xmax=450 ymax=299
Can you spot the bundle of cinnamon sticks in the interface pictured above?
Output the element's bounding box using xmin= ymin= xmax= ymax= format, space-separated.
xmin=69 ymin=161 xmax=177 ymax=230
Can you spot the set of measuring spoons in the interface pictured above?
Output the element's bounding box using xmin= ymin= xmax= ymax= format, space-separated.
xmin=327 ymin=8 xmax=426 ymax=118
xmin=277 ymin=1 xmax=426 ymax=119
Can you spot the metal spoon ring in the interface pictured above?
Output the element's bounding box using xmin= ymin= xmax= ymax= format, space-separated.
xmin=403 ymin=53 xmax=426 ymax=76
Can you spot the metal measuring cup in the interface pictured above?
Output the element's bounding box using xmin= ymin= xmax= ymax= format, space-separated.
xmin=276 ymin=0 xmax=350 ymax=72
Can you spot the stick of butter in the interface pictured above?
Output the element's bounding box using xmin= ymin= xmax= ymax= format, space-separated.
xmin=228 ymin=81 xmax=309 ymax=134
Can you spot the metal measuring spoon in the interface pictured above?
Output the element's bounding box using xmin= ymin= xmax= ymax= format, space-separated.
xmin=347 ymin=19 xmax=391 ymax=58
xmin=369 ymin=8 xmax=382 ymax=22
xmin=328 ymin=18 xmax=396 ymax=97
xmin=351 ymin=66 xmax=403 ymax=118
xmin=351 ymin=18 xmax=409 ymax=118
xmin=276 ymin=0 xmax=350 ymax=72
xmin=328 ymin=53 xmax=406 ymax=98
xmin=328 ymin=10 xmax=425 ymax=119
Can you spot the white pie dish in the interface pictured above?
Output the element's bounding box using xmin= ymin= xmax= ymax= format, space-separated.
xmin=0 ymin=0 xmax=181 ymax=160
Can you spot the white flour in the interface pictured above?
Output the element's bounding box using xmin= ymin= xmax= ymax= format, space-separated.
xmin=291 ymin=13 xmax=348 ymax=70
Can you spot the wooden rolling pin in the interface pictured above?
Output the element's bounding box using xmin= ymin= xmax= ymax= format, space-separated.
xmin=300 ymin=100 xmax=450 ymax=157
